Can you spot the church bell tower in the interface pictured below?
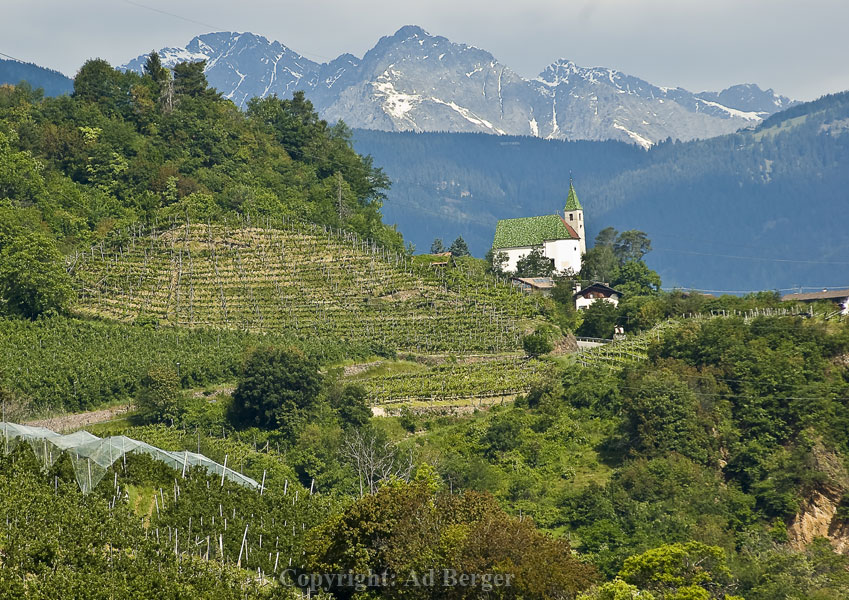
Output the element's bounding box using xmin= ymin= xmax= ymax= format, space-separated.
xmin=564 ymin=178 xmax=585 ymax=255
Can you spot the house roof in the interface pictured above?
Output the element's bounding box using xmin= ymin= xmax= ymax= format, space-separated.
xmin=512 ymin=277 xmax=555 ymax=289
xmin=565 ymin=181 xmax=582 ymax=211
xmin=492 ymin=214 xmax=579 ymax=249
xmin=782 ymin=288 xmax=849 ymax=302
xmin=575 ymin=282 xmax=623 ymax=298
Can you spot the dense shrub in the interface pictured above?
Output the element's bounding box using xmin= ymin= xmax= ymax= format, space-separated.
xmin=230 ymin=346 xmax=323 ymax=435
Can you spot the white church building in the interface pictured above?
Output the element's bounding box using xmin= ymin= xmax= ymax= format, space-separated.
xmin=491 ymin=181 xmax=586 ymax=274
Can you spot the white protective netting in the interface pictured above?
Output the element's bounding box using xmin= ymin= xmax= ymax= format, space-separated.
xmin=1 ymin=422 xmax=259 ymax=493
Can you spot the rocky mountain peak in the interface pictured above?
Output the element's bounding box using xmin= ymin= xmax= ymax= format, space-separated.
xmin=122 ymin=28 xmax=797 ymax=146
xmin=391 ymin=25 xmax=431 ymax=40
xmin=537 ymin=59 xmax=582 ymax=85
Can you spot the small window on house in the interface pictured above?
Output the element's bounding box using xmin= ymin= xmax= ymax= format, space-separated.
xmin=569 ymin=214 xmax=573 ymax=221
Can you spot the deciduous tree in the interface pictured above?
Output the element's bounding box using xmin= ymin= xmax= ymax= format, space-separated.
xmin=0 ymin=232 xmax=74 ymax=318
xmin=230 ymin=346 xmax=323 ymax=434
xmin=136 ymin=365 xmax=181 ymax=424
xmin=614 ymin=230 xmax=652 ymax=264
xmin=523 ymin=330 xmax=554 ymax=357
xmin=577 ymin=299 xmax=619 ymax=339
xmin=619 ymin=541 xmax=737 ymax=600
xmin=516 ymin=248 xmax=554 ymax=277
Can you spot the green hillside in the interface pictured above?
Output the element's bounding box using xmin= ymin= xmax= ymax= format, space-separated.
xmin=0 ymin=58 xmax=402 ymax=255
xmin=69 ymin=219 xmax=543 ymax=354
xmin=6 ymin=314 xmax=849 ymax=599
xmin=0 ymin=315 xmax=386 ymax=414
xmin=360 ymin=356 xmax=553 ymax=405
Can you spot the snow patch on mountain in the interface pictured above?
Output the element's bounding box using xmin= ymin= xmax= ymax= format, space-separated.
xmin=373 ymin=73 xmax=421 ymax=123
xmin=697 ymin=98 xmax=762 ymax=121
xmin=431 ymin=98 xmax=507 ymax=134
xmin=613 ymin=122 xmax=653 ymax=149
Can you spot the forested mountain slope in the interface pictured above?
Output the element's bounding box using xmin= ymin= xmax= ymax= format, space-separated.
xmin=353 ymin=91 xmax=849 ymax=291
xmin=0 ymin=59 xmax=402 ymax=255
xmin=0 ymin=59 xmax=73 ymax=96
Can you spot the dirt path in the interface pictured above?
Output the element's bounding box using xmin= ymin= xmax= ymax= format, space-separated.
xmin=372 ymin=393 xmax=517 ymax=417
xmin=24 ymin=405 xmax=132 ymax=433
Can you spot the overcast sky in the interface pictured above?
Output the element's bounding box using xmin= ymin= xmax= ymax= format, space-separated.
xmin=2 ymin=0 xmax=847 ymax=101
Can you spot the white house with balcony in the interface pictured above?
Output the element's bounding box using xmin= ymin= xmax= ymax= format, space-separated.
xmin=574 ymin=282 xmax=623 ymax=310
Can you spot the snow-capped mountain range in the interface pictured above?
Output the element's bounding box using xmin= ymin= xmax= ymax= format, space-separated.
xmin=122 ymin=26 xmax=796 ymax=148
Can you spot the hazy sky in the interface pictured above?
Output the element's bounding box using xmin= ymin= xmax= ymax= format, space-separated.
xmin=2 ymin=0 xmax=847 ymax=100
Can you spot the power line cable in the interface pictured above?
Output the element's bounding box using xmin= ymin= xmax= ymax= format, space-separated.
xmin=120 ymin=0 xmax=335 ymax=61
xmin=0 ymin=51 xmax=27 ymax=63
xmin=662 ymin=286 xmax=849 ymax=294
xmin=653 ymin=247 xmax=849 ymax=266
xmin=121 ymin=0 xmax=224 ymax=32
xmin=646 ymin=230 xmax=788 ymax=253
xmin=602 ymin=380 xmax=846 ymax=403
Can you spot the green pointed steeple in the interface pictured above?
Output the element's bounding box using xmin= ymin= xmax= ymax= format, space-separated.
xmin=564 ymin=179 xmax=582 ymax=211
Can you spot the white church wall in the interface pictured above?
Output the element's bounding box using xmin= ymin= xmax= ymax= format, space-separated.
xmin=498 ymin=239 xmax=581 ymax=274
xmin=543 ymin=239 xmax=582 ymax=274
xmin=500 ymin=247 xmax=530 ymax=273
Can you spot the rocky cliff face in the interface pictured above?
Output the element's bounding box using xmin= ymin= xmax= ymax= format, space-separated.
xmin=122 ymin=27 xmax=796 ymax=147
xmin=788 ymin=486 xmax=849 ymax=552
xmin=788 ymin=445 xmax=849 ymax=553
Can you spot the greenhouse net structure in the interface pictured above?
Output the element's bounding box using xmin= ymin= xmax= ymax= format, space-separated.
xmin=1 ymin=422 xmax=260 ymax=493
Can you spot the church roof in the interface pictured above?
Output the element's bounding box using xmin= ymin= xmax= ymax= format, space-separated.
xmin=565 ymin=181 xmax=582 ymax=211
xmin=492 ymin=214 xmax=579 ymax=249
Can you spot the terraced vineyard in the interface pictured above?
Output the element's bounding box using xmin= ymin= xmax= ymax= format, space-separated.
xmin=69 ymin=219 xmax=543 ymax=353
xmin=575 ymin=320 xmax=676 ymax=370
xmin=356 ymin=357 xmax=555 ymax=404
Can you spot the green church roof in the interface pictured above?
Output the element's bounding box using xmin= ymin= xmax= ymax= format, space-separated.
xmin=492 ymin=214 xmax=578 ymax=249
xmin=565 ymin=181 xmax=582 ymax=211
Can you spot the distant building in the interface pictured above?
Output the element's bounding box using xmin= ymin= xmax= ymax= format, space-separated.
xmin=491 ymin=181 xmax=585 ymax=274
xmin=575 ymin=282 xmax=623 ymax=310
xmin=428 ymin=251 xmax=453 ymax=267
xmin=781 ymin=288 xmax=849 ymax=314
xmin=511 ymin=276 xmax=555 ymax=295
